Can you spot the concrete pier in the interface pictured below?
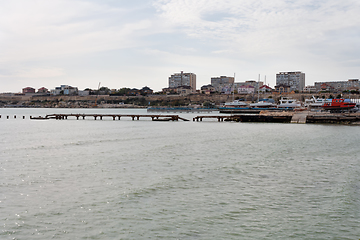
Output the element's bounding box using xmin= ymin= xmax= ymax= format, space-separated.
xmin=193 ymin=111 xmax=360 ymax=124
xmin=21 ymin=111 xmax=360 ymax=124
xmin=41 ymin=114 xmax=189 ymax=121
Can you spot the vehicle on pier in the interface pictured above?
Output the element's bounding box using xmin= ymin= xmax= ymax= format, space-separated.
xmin=322 ymin=99 xmax=356 ymax=112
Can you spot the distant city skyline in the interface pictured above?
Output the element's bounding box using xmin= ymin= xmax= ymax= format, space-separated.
xmin=1 ymin=0 xmax=360 ymax=93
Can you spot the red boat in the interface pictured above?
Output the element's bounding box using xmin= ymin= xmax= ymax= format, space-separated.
xmin=322 ymin=99 xmax=356 ymax=111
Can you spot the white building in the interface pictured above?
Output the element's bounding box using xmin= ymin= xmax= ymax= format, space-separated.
xmin=238 ymin=85 xmax=255 ymax=94
xmin=303 ymin=85 xmax=317 ymax=93
xmin=51 ymin=85 xmax=78 ymax=95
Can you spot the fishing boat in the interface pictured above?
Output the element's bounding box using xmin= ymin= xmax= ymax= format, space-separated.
xmin=277 ymin=97 xmax=301 ymax=108
xmin=322 ymin=99 xmax=356 ymax=111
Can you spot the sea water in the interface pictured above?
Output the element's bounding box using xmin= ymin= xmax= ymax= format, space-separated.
xmin=1 ymin=108 xmax=360 ymax=239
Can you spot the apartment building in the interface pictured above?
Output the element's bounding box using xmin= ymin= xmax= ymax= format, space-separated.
xmin=276 ymin=71 xmax=305 ymax=92
xmin=168 ymin=71 xmax=196 ymax=92
xmin=211 ymin=76 xmax=234 ymax=92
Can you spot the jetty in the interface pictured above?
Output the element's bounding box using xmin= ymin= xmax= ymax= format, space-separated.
xmin=193 ymin=111 xmax=360 ymax=124
xmin=147 ymin=107 xmax=216 ymax=113
xmin=42 ymin=114 xmax=189 ymax=121
xmin=20 ymin=111 xmax=360 ymax=124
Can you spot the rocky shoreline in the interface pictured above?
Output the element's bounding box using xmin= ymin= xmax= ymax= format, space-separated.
xmin=1 ymin=93 xmax=359 ymax=108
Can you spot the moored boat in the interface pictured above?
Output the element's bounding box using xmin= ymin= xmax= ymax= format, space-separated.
xmin=223 ymin=99 xmax=248 ymax=108
xmin=250 ymin=99 xmax=276 ymax=108
xmin=322 ymin=99 xmax=356 ymax=111
xmin=277 ymin=97 xmax=301 ymax=108
xmin=304 ymin=96 xmax=332 ymax=108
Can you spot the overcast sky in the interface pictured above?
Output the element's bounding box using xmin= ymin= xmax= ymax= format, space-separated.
xmin=1 ymin=0 xmax=360 ymax=92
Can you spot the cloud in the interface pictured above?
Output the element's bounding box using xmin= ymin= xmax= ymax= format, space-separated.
xmin=0 ymin=0 xmax=156 ymax=63
xmin=153 ymin=0 xmax=360 ymax=60
xmin=1 ymin=0 xmax=360 ymax=92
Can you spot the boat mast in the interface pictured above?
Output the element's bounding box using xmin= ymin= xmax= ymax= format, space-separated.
xmin=233 ymin=73 xmax=235 ymax=101
xmin=257 ymin=74 xmax=260 ymax=102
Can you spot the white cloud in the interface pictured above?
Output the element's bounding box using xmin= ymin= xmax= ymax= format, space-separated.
xmin=1 ymin=0 xmax=360 ymax=92
xmin=0 ymin=0 xmax=155 ymax=63
xmin=154 ymin=0 xmax=360 ymax=59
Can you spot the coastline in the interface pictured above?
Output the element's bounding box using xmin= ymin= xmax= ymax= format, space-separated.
xmin=1 ymin=93 xmax=359 ymax=108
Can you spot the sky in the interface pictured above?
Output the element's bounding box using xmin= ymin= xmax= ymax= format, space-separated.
xmin=1 ymin=0 xmax=360 ymax=93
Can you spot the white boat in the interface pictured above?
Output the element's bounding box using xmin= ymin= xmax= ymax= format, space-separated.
xmin=304 ymin=96 xmax=331 ymax=108
xmin=277 ymin=97 xmax=301 ymax=108
xmin=250 ymin=99 xmax=276 ymax=108
xmin=223 ymin=99 xmax=248 ymax=108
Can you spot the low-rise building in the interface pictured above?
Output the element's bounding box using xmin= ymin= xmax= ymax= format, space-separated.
xmin=314 ymin=79 xmax=360 ymax=92
xmin=259 ymin=85 xmax=273 ymax=93
xmin=51 ymin=85 xmax=78 ymax=95
xmin=238 ymin=85 xmax=255 ymax=94
xmin=211 ymin=76 xmax=234 ymax=92
xmin=319 ymin=83 xmax=335 ymax=92
xmin=201 ymin=84 xmax=216 ymax=94
xmin=162 ymin=86 xmax=192 ymax=95
xmin=275 ymin=84 xmax=291 ymax=94
xmin=303 ymin=85 xmax=317 ymax=93
xmin=259 ymin=85 xmax=274 ymax=93
xmin=22 ymin=87 xmax=35 ymax=93
xmin=141 ymin=86 xmax=153 ymax=95
xmin=78 ymin=90 xmax=90 ymax=96
xmin=234 ymin=80 xmax=263 ymax=92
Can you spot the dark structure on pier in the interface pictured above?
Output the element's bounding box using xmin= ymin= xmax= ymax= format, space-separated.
xmin=43 ymin=114 xmax=189 ymax=121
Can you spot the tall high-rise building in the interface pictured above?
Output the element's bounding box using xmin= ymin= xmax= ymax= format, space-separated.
xmin=211 ymin=76 xmax=234 ymax=92
xmin=276 ymin=71 xmax=305 ymax=92
xmin=168 ymin=71 xmax=196 ymax=92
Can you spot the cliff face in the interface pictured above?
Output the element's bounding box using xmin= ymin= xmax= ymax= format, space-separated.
xmin=1 ymin=93 xmax=359 ymax=108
